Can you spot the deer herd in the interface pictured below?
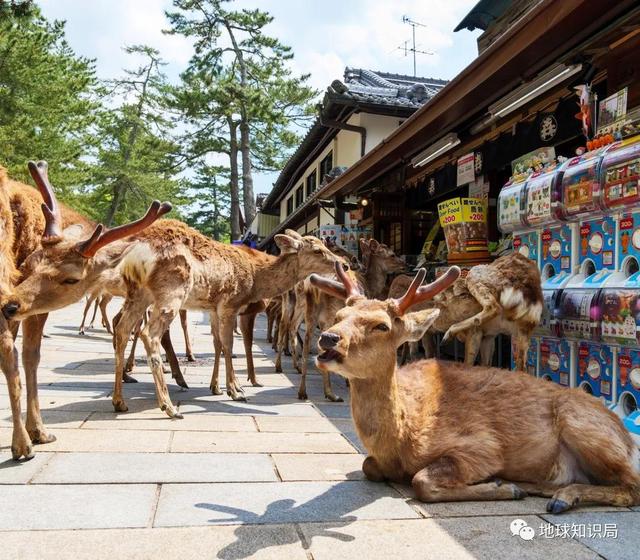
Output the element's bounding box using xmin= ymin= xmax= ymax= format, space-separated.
xmin=1 ymin=160 xmax=638 ymax=514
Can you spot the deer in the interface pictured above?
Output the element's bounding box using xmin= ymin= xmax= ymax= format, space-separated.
xmin=359 ymin=238 xmax=406 ymax=299
xmin=309 ymin=262 xmax=640 ymax=513
xmin=78 ymin=292 xmax=112 ymax=335
xmin=388 ymin=252 xmax=543 ymax=370
xmin=0 ymin=162 xmax=95 ymax=460
xmin=5 ymin=177 xmax=345 ymax=417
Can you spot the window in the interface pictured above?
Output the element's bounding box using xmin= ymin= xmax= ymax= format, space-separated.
xmin=286 ymin=196 xmax=293 ymax=216
xmin=295 ymin=185 xmax=304 ymax=207
xmin=306 ymin=171 xmax=317 ymax=197
xmin=319 ymin=151 xmax=333 ymax=182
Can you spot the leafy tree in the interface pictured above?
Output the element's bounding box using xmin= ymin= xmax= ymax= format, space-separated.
xmin=0 ymin=5 xmax=98 ymax=203
xmin=90 ymin=45 xmax=184 ymax=225
xmin=166 ymin=0 xmax=316 ymax=233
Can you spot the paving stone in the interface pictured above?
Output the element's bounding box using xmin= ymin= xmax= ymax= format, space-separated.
xmin=178 ymin=400 xmax=323 ymax=417
xmin=33 ymin=452 xmax=278 ymax=483
xmin=255 ymin=416 xmax=339 ymax=433
xmin=154 ymin=481 xmax=418 ymax=526
xmin=331 ymin=419 xmax=366 ymax=453
xmin=0 ymin=484 xmax=156 ymax=530
xmin=171 ymin=430 xmax=356 ymax=453
xmin=0 ymin=409 xmax=89 ymax=430
xmin=273 ymin=453 xmax=365 ymax=481
xmin=540 ymin=511 xmax=640 ymax=560
xmin=82 ymin=411 xmax=256 ymax=432
xmin=300 ymin=517 xmax=600 ymax=560
xmin=315 ymin=403 xmax=353 ymax=418
xmin=0 ymin=427 xmax=171 ymax=453
xmin=0 ymin=396 xmax=167 ymax=414
xmin=0 ymin=452 xmax=53 ymax=484
xmin=1 ymin=525 xmax=307 ymax=560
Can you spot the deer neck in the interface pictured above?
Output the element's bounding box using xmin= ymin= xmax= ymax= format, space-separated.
xmin=364 ymin=258 xmax=388 ymax=299
xmin=349 ymin=358 xmax=405 ymax=459
xmin=252 ymin=253 xmax=302 ymax=299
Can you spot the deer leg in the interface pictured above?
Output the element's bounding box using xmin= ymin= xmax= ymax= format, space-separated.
xmin=274 ymin=303 xmax=289 ymax=373
xmin=139 ymin=304 xmax=182 ymax=418
xmin=219 ymin=311 xmax=245 ymax=401
xmin=99 ymin=294 xmax=113 ymax=334
xmin=208 ymin=311 xmax=223 ymax=395
xmin=422 ymin=332 xmax=436 ymax=359
xmin=463 ymin=329 xmax=483 ymax=366
xmin=161 ymin=327 xmax=188 ymax=389
xmin=513 ymin=331 xmax=532 ymax=372
xmin=298 ymin=303 xmax=315 ymax=400
xmin=547 ymin=483 xmax=640 ymax=513
xmin=79 ymin=295 xmax=94 ymax=335
xmin=442 ymin=284 xmax=500 ymax=344
xmin=240 ymin=312 xmax=260 ymax=387
xmin=266 ymin=308 xmax=275 ymax=343
xmin=408 ymin=340 xmax=420 ymax=361
xmin=124 ymin=319 xmax=142 ymax=376
xmin=89 ymin=296 xmax=100 ymax=329
xmin=412 ymin=457 xmax=526 ymax=503
xmin=179 ymin=309 xmax=195 ymax=361
xmin=479 ymin=336 xmax=496 ymax=366
xmin=113 ymin=297 xmax=148 ymax=411
xmin=22 ymin=314 xmax=55 ymax=445
xmin=1 ymin=321 xmax=32 ymax=460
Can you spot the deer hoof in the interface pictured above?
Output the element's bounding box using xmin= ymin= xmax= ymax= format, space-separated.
xmin=227 ymin=388 xmax=247 ymax=402
xmin=298 ymin=390 xmax=308 ymax=400
xmin=326 ymin=394 xmax=343 ymax=403
xmin=249 ymin=380 xmax=263 ymax=387
xmin=546 ymin=498 xmax=571 ymax=514
xmin=160 ymin=404 xmax=183 ymax=419
xmin=122 ymin=373 xmax=138 ymax=383
xmin=186 ymin=353 xmax=196 ymax=362
xmin=29 ymin=430 xmax=56 ymax=445
xmin=173 ymin=370 xmax=189 ymax=389
xmin=113 ymin=400 xmax=128 ymax=413
xmin=511 ymin=484 xmax=527 ymax=499
xmin=78 ymin=330 xmax=85 ymax=336
xmin=210 ymin=385 xmax=223 ymax=396
xmin=11 ymin=430 xmax=35 ymax=461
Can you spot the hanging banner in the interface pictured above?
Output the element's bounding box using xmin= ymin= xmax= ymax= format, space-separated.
xmin=456 ymin=152 xmax=475 ymax=186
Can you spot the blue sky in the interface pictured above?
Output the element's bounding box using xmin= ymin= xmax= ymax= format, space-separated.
xmin=39 ymin=0 xmax=481 ymax=194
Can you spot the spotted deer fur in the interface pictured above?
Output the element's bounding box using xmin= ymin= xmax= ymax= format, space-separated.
xmin=310 ymin=263 xmax=640 ymax=513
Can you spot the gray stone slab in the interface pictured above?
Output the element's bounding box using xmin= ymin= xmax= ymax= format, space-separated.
xmin=33 ymin=452 xmax=278 ymax=483
xmin=171 ymin=430 xmax=356 ymax=454
xmin=178 ymin=400 xmax=323 ymax=417
xmin=0 ymin=452 xmax=53 ymax=484
xmin=0 ymin=409 xmax=89 ymax=430
xmin=315 ymin=403 xmax=353 ymax=419
xmin=331 ymin=419 xmax=366 ymax=453
xmin=1 ymin=427 xmax=171 ymax=453
xmin=1 ymin=525 xmax=307 ymax=560
xmin=154 ymin=480 xmax=418 ymax=527
xmin=255 ymin=416 xmax=339 ymax=433
xmin=300 ymin=517 xmax=600 ymax=560
xmin=83 ymin=411 xmax=256 ymax=432
xmin=0 ymin=484 xmax=156 ymax=530
xmin=273 ymin=453 xmax=365 ymax=481
xmin=541 ymin=511 xmax=640 ymax=560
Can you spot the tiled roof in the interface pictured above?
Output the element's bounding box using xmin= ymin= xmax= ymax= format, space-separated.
xmin=261 ymin=68 xmax=447 ymax=211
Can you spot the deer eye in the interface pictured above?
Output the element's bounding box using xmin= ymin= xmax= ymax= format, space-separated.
xmin=374 ymin=323 xmax=389 ymax=332
xmin=62 ymin=278 xmax=80 ymax=285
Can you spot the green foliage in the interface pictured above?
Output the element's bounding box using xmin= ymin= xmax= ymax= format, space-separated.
xmin=0 ymin=6 xmax=98 ymax=203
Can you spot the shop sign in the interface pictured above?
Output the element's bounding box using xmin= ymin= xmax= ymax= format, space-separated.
xmin=597 ymin=88 xmax=628 ymax=135
xmin=456 ymin=152 xmax=475 ymax=186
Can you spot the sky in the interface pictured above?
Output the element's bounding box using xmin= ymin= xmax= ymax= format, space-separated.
xmin=39 ymin=0 xmax=481 ymax=194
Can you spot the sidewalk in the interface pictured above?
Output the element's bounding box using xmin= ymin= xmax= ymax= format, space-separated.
xmin=0 ymin=301 xmax=637 ymax=559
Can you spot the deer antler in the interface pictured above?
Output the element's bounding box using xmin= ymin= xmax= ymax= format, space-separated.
xmin=76 ymin=200 xmax=172 ymax=258
xmin=395 ymin=266 xmax=461 ymax=315
xmin=309 ymin=261 xmax=363 ymax=301
xmin=28 ymin=160 xmax=62 ymax=242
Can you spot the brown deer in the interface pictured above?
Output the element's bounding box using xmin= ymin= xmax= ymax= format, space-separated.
xmin=360 ymin=238 xmax=406 ymax=299
xmin=6 ymin=193 xmax=344 ymax=416
xmin=79 ymin=292 xmax=112 ymax=335
xmin=388 ymin=253 xmax=542 ymax=370
xmin=310 ymin=262 xmax=640 ymax=513
xmin=0 ymin=162 xmax=94 ymax=460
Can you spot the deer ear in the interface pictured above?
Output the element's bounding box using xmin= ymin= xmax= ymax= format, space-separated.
xmin=400 ymin=309 xmax=440 ymax=342
xmin=275 ymin=234 xmax=303 ymax=254
xmin=369 ymin=239 xmax=380 ymax=252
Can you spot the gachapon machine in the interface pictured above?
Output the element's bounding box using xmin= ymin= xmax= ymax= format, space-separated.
xmin=576 ymin=342 xmax=614 ymax=402
xmin=538 ymin=338 xmax=573 ymax=387
xmin=511 ymin=337 xmax=538 ymax=376
xmin=523 ymin=167 xmax=575 ymax=287
xmin=498 ymin=177 xmax=538 ymax=262
xmin=613 ymin=349 xmax=640 ymax=446
xmin=560 ymin=149 xmax=615 ymax=287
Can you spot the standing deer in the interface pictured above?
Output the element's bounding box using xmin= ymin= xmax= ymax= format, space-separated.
xmin=388 ymin=253 xmax=542 ymax=369
xmin=6 ymin=190 xmax=344 ymax=416
xmin=310 ymin=262 xmax=640 ymax=512
xmin=360 ymin=238 xmax=406 ymax=299
xmin=1 ymin=162 xmax=95 ymax=460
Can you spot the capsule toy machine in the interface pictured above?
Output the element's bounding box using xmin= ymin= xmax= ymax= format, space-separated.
xmin=598 ymin=135 xmax=640 ymax=442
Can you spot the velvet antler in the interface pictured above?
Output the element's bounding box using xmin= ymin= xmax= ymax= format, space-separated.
xmin=28 ymin=160 xmax=62 ymax=242
xmin=309 ymin=261 xmax=363 ymax=301
xmin=395 ymin=266 xmax=461 ymax=315
xmin=76 ymin=200 xmax=172 ymax=258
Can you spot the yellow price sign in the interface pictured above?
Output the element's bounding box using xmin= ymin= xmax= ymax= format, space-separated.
xmin=461 ymin=197 xmax=487 ymax=222
xmin=438 ymin=198 xmax=462 ymax=226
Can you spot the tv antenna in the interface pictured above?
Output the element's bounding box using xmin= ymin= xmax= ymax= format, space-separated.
xmin=399 ymin=15 xmax=433 ymax=76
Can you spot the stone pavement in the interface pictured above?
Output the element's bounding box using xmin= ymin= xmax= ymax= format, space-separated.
xmin=1 ymin=300 xmax=638 ymax=559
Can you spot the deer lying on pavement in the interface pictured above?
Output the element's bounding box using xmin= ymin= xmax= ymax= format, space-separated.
xmin=388 ymin=253 xmax=542 ymax=370
xmin=310 ymin=262 xmax=640 ymax=513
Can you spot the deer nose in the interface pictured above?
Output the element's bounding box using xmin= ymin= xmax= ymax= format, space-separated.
xmin=319 ymin=332 xmax=341 ymax=349
xmin=2 ymin=302 xmax=20 ymax=320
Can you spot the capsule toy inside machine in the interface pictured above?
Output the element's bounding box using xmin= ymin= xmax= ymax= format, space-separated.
xmin=597 ymin=135 xmax=640 ymax=442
